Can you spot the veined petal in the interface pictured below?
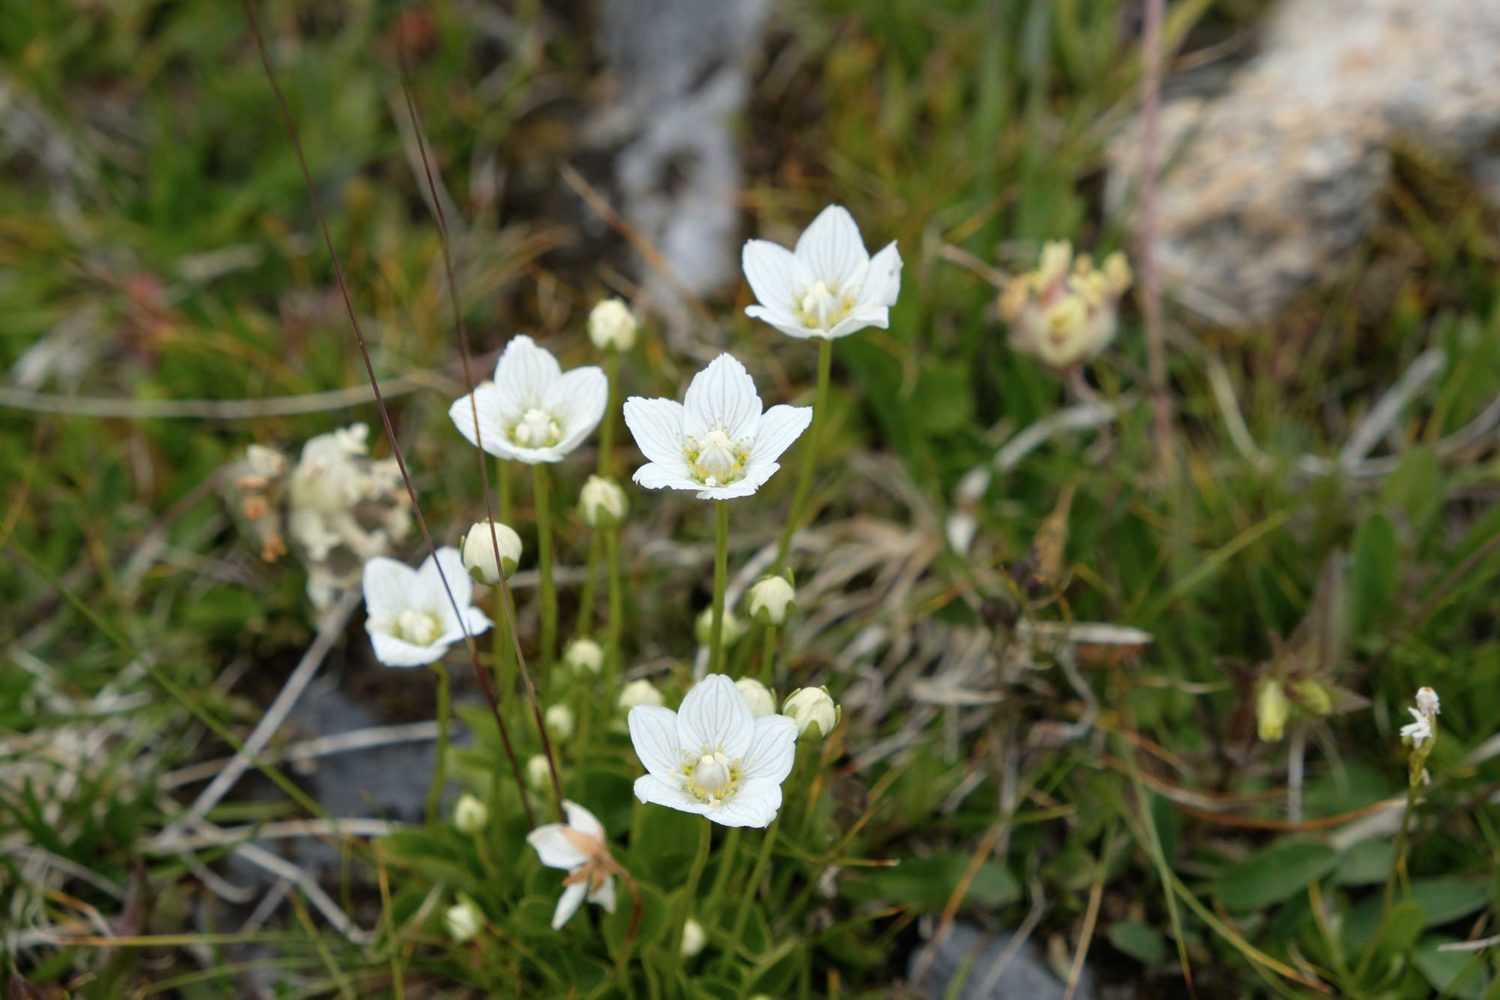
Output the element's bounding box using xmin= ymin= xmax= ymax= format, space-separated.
xmin=634 ymin=773 xmax=710 ymax=815
xmin=740 ymin=714 xmax=797 ymax=784
xmin=825 ymin=307 xmax=890 ymax=340
xmin=683 ymin=355 xmax=762 ymax=441
xmin=368 ymin=630 xmax=442 ymax=668
xmin=448 ymin=383 xmax=511 ymax=456
xmin=494 ymin=335 xmax=562 ymax=409
xmin=491 ymin=440 xmax=564 ymax=465
xmin=747 ymin=305 xmax=820 ymax=340
xmin=747 ymin=404 xmax=812 ymax=470
xmin=742 ymin=240 xmax=808 ymax=313
xmin=676 ymin=674 xmax=753 ymax=759
xmin=551 ymin=881 xmax=588 ymax=930
xmin=694 ymin=478 xmax=765 ymax=501
xmin=527 ymin=824 xmax=589 ymax=871
xmin=634 ymin=461 xmax=700 ymax=493
xmin=628 ymin=705 xmax=686 ymax=779
xmin=418 ymin=546 xmax=472 ymax=617
xmin=794 ymin=205 xmax=869 ymax=291
xmin=545 ymin=367 xmax=608 ymax=455
xmin=857 ymin=241 xmax=903 ymax=310
xmin=708 ymin=779 xmax=781 ymax=828
xmin=362 ymin=557 xmax=414 ymax=620
xmin=588 ymin=876 xmax=617 ymax=913
xmin=454 ymin=605 xmax=493 ymax=641
xmin=623 ymin=397 xmax=689 ymax=469
xmin=562 ymin=800 xmax=605 ymax=841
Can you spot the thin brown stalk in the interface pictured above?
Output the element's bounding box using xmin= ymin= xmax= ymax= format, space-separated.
xmin=1137 ymin=0 xmax=1176 ymax=474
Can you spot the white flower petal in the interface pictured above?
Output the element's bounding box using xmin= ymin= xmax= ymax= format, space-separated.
xmin=527 ymin=824 xmax=589 ymax=871
xmin=707 ymin=778 xmax=781 ymax=828
xmin=418 ymin=547 xmax=472 ymax=618
xmin=545 ymin=367 xmax=608 ymax=455
xmin=676 ymin=674 xmax=753 ymax=759
xmin=623 ymin=397 xmax=689 ymax=469
xmin=858 ymin=241 xmax=903 ymax=310
xmin=825 ymin=306 xmax=890 ymax=340
xmin=562 ymin=800 xmax=605 ymax=841
xmin=683 ymin=354 xmax=762 ymax=441
xmin=368 ymin=629 xmax=442 ymax=668
xmin=747 ymin=405 xmax=812 ymax=470
xmin=634 ymin=773 xmax=710 ymax=815
xmin=740 ymin=714 xmax=797 ymax=784
xmin=448 ymin=382 xmax=511 ymax=456
xmin=794 ymin=205 xmax=869 ymax=292
xmin=635 ymin=461 xmax=701 ymax=493
xmin=362 ymin=557 xmax=414 ymax=620
xmin=694 ymin=479 xmax=765 ymax=501
xmin=746 ymin=305 xmax=820 ymax=340
xmin=589 ymin=875 xmax=617 ymax=913
xmin=628 ymin=705 xmax=686 ymax=779
xmin=742 ymin=240 xmax=808 ymax=313
xmin=494 ymin=335 xmax=561 ymax=409
xmin=551 ymin=881 xmax=588 ymax=930
xmin=458 ymin=605 xmax=493 ymax=639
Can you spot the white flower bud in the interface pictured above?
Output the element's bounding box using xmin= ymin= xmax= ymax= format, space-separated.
xmin=618 ymin=678 xmax=664 ymax=711
xmin=444 ymin=897 xmax=483 ymax=942
xmin=1416 ymin=686 xmax=1440 ymax=718
xmin=452 ymin=793 xmax=489 ymax=835
xmin=588 ymin=297 xmax=638 ymax=351
xmin=680 ymin=916 xmax=707 ymax=957
xmin=545 ymin=704 xmax=575 ymax=740
xmin=526 ymin=754 xmax=552 ymax=791
xmin=579 ymin=475 xmax=628 ymax=529
xmin=564 ymin=637 xmax=605 ymax=675
xmin=747 ymin=575 xmax=795 ymax=626
xmin=735 ymin=678 xmax=776 ymax=718
xmin=461 ymin=520 xmax=522 ymax=584
xmin=695 ymin=607 xmax=746 ymax=648
xmin=782 ymin=686 xmax=839 ymax=740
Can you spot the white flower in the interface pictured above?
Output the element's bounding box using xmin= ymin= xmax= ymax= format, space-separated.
xmin=747 ymin=575 xmax=795 ymax=626
xmin=564 ymin=638 xmax=605 ymax=675
xmin=589 ymin=298 xmax=638 ymax=351
xmin=526 ymin=754 xmax=553 ymax=792
xmin=681 ymin=917 xmax=707 ymax=957
xmin=545 ymin=704 xmax=575 ymax=740
xmin=526 ymin=800 xmax=620 ymax=930
xmin=362 ymin=547 xmax=491 ymax=667
xmin=444 ymin=896 xmax=483 ymax=942
xmin=628 ymin=674 xmax=798 ymax=828
xmin=999 ymin=242 xmax=1133 ymax=370
xmin=453 ymin=793 xmax=489 ymax=835
xmin=782 ymin=686 xmax=839 ymax=740
xmin=735 ymin=678 xmax=776 ymax=718
xmin=1416 ymin=686 xmax=1440 ymax=718
xmin=623 ymin=354 xmax=812 ymax=501
xmin=1400 ymin=706 xmax=1433 ymax=748
xmin=579 ymin=475 xmax=629 ymax=528
xmin=618 ymin=679 xmax=665 ymax=711
xmin=449 ymin=335 xmax=607 ymax=464
xmin=461 ymin=519 xmax=522 ymax=584
xmin=741 ymin=205 xmax=902 ymax=340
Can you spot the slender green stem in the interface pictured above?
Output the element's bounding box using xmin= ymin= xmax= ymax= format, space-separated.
xmin=600 ymin=351 xmax=620 ymax=476
xmin=669 ymin=821 xmax=712 ymax=970
xmin=576 ymin=531 xmax=602 ymax=636
xmin=425 ymin=661 xmax=451 ymax=826
xmin=706 ymin=828 xmax=741 ymax=903
xmin=775 ymin=338 xmax=833 ymax=569
xmin=709 ymin=501 xmax=729 ymax=675
xmin=533 ymin=463 xmax=557 ymax=673
xmin=1356 ymin=779 xmax=1420 ymax=980
xmin=606 ymin=526 xmax=624 ymax=690
xmin=727 ymin=821 xmax=778 ymax=955
xmin=759 ymin=625 xmax=779 ymax=686
xmin=498 ymin=459 xmax=513 ymax=524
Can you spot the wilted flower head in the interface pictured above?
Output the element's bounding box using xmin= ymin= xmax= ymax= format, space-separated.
xmin=453 ymin=793 xmax=489 ymax=835
xmin=618 ymin=678 xmax=664 ymax=711
xmin=461 ymin=519 xmax=522 ymax=584
xmin=999 ymin=241 xmax=1132 ymax=370
xmin=735 ymin=678 xmax=776 ymax=718
xmin=445 ymin=895 xmax=483 ymax=942
xmin=782 ymin=686 xmax=839 ymax=740
xmin=526 ymin=801 xmax=620 ymax=930
xmin=747 ymin=574 xmax=795 ymax=626
xmin=628 ymin=674 xmax=798 ymax=828
xmin=564 ymin=637 xmax=605 ymax=675
xmin=579 ymin=475 xmax=628 ymax=528
xmin=588 ymin=297 xmax=638 ymax=351
xmin=449 ymin=335 xmax=607 ymax=464
xmin=742 ymin=205 xmax=902 ymax=340
xmin=623 ymin=354 xmax=812 ymax=500
xmin=362 ymin=547 xmax=491 ymax=667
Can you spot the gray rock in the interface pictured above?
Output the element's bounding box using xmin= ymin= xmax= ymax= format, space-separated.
xmin=908 ymin=922 xmax=1096 ymax=1000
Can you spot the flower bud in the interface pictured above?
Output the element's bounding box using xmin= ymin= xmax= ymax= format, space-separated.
xmin=618 ymin=678 xmax=664 ymax=710
xmin=1291 ymin=679 xmax=1332 ymax=717
xmin=526 ymin=754 xmax=552 ymax=791
xmin=747 ymin=574 xmax=795 ymax=626
xmin=695 ymin=607 xmax=746 ymax=648
xmin=782 ymin=686 xmax=839 ymax=740
xmin=1256 ymin=679 xmax=1289 ymax=742
xmin=445 ymin=897 xmax=483 ymax=942
xmin=461 ymin=520 xmax=522 ymax=584
xmin=564 ymin=637 xmax=605 ymax=675
xmin=680 ymin=916 xmax=707 ymax=958
xmin=579 ymin=475 xmax=628 ymax=529
xmin=589 ymin=297 xmax=638 ymax=351
xmin=1416 ymin=686 xmax=1440 ymax=718
xmin=453 ymin=793 xmax=489 ymax=835
xmin=735 ymin=678 xmax=775 ymax=718
xmin=545 ymin=704 xmax=575 ymax=740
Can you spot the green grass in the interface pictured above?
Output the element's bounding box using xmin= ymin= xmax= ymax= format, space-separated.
xmin=3 ymin=1 xmax=1498 ymax=997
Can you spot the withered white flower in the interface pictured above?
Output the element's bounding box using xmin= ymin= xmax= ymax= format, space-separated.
xmin=623 ymin=354 xmax=811 ymax=500
xmin=526 ymin=800 xmax=621 ymax=930
xmin=628 ymin=674 xmax=798 ymax=828
xmin=588 ymin=298 xmax=638 ymax=351
xmin=1415 ymin=686 xmax=1440 ymax=718
xmin=742 ymin=205 xmax=902 ymax=340
xmin=999 ymin=241 xmax=1132 ymax=370
xmin=449 ymin=335 xmax=607 ymax=464
xmin=362 ymin=547 xmax=491 ymax=668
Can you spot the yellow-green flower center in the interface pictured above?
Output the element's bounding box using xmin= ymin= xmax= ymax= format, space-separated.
xmin=682 ymin=751 xmax=740 ymax=802
xmin=684 ymin=429 xmax=750 ymax=488
xmin=796 ymin=280 xmax=855 ymax=330
xmin=509 ymin=407 xmax=563 ymax=448
xmin=395 ymin=609 xmax=443 ymax=646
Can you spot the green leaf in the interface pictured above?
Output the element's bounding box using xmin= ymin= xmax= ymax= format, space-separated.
xmin=1215 ymin=840 xmax=1337 ymax=911
xmin=1371 ymin=900 xmax=1426 ymax=956
xmin=910 ymin=361 xmax=975 ymax=435
xmin=1335 ymin=840 xmax=1396 ymax=886
xmin=604 ymin=881 xmax=669 ymax=958
xmin=1350 ymin=513 xmax=1398 ymax=636
xmin=1108 ymin=920 xmax=1166 ymax=965
xmin=843 ymin=854 xmax=1019 ymax=913
xmin=1414 ymin=940 xmax=1490 ymax=1000
xmin=1344 ymin=878 xmax=1491 ymax=950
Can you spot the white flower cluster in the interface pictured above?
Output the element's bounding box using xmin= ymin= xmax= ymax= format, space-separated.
xmin=999 ymin=241 xmax=1132 ymax=370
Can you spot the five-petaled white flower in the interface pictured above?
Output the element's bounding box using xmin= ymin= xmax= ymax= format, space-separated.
xmin=526 ymin=800 xmax=621 ymax=930
xmin=449 ymin=335 xmax=607 ymax=464
xmin=741 ymin=204 xmax=902 ymax=340
xmin=623 ymin=354 xmax=812 ymax=500
xmin=628 ymin=674 xmax=798 ymax=828
xmin=362 ymin=547 xmax=491 ymax=667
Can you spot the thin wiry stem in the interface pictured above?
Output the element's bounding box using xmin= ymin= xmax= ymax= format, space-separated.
xmin=709 ymin=501 xmax=729 ymax=674
xmin=424 ymin=662 xmax=451 ymax=826
xmin=1137 ymin=0 xmax=1176 ymax=474
xmin=776 ymin=337 xmax=832 ymax=567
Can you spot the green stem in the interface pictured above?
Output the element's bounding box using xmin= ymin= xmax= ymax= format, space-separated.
xmin=759 ymin=625 xmax=778 ymax=686
xmin=425 ymin=661 xmax=451 ymax=826
xmin=706 ymin=828 xmax=741 ymax=903
xmin=1356 ymin=779 xmax=1420 ymax=980
xmin=727 ymin=821 xmax=778 ymax=958
xmin=775 ymin=338 xmax=832 ymax=569
xmin=709 ymin=502 xmax=729 ymax=674
xmin=533 ymin=463 xmax=557 ymax=673
xmin=600 ymin=351 xmax=620 ymax=476
xmin=669 ymin=821 xmax=712 ymax=971
xmin=498 ymin=459 xmax=513 ymax=524
xmin=606 ymin=526 xmax=624 ymax=690
xmin=576 ymin=530 xmax=602 ymax=637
